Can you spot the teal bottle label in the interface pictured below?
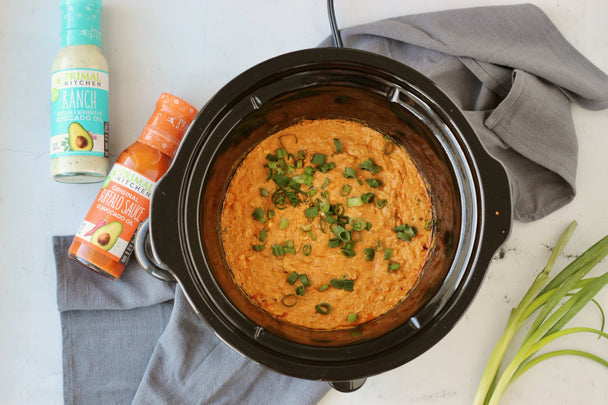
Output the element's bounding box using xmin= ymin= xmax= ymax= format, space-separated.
xmin=50 ymin=68 xmax=109 ymax=158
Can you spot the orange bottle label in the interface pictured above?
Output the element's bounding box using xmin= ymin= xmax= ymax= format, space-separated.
xmin=73 ymin=163 xmax=155 ymax=264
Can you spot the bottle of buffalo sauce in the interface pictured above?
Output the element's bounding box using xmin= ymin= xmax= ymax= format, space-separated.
xmin=68 ymin=93 xmax=198 ymax=279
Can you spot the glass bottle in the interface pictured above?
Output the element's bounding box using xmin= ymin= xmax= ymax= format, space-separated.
xmin=68 ymin=93 xmax=198 ymax=279
xmin=51 ymin=0 xmax=109 ymax=183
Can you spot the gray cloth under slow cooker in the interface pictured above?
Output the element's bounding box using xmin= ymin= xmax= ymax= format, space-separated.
xmin=53 ymin=5 xmax=608 ymax=405
xmin=320 ymin=4 xmax=608 ymax=221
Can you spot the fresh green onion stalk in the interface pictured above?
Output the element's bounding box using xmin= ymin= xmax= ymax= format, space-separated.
xmin=473 ymin=221 xmax=608 ymax=405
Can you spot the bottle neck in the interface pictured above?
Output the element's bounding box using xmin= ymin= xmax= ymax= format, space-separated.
xmin=60 ymin=1 xmax=102 ymax=47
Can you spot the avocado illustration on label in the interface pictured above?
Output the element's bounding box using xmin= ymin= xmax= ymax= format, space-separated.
xmin=91 ymin=221 xmax=123 ymax=251
xmin=68 ymin=122 xmax=94 ymax=151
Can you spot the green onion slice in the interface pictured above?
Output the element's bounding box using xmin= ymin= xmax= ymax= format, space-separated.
xmin=321 ymin=177 xmax=330 ymax=189
xmin=259 ymin=229 xmax=267 ymax=242
xmin=279 ymin=218 xmax=290 ymax=229
xmin=333 ymin=138 xmax=343 ymax=153
xmin=384 ymin=248 xmax=392 ymax=260
xmin=388 ymin=261 xmax=400 ymax=273
xmin=319 ymin=284 xmax=329 ymax=292
xmin=375 ymin=199 xmax=388 ymax=209
xmin=365 ymin=178 xmax=384 ymax=188
xmin=252 ymin=207 xmax=266 ymax=223
xmin=298 ymin=273 xmax=311 ymax=287
xmin=347 ymin=313 xmax=358 ymax=323
xmin=383 ymin=140 xmax=395 ymax=155
xmin=424 ymin=219 xmax=433 ymax=230
xmin=305 ymin=206 xmax=319 ymax=219
xmin=286 ymin=271 xmax=298 ymax=285
xmin=311 ymin=153 xmax=326 ymax=165
xmin=315 ymin=303 xmax=332 ymax=315
xmin=281 ymin=294 xmax=297 ymax=307
xmin=344 ymin=167 xmax=357 ymax=179
xmin=364 ymin=248 xmax=375 ymax=261
xmin=295 ymin=285 xmax=306 ymax=296
xmin=252 ymin=244 xmax=265 ymax=251
xmin=259 ymin=187 xmax=269 ymax=197
xmin=303 ymin=244 xmax=312 ymax=256
xmin=359 ymin=158 xmax=381 ymax=173
xmin=346 ymin=196 xmax=363 ymax=208
xmin=340 ymin=184 xmax=352 ymax=196
xmin=361 ymin=192 xmax=375 ymax=203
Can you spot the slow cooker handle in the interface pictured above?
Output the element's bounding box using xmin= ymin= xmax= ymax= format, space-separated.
xmin=134 ymin=219 xmax=176 ymax=282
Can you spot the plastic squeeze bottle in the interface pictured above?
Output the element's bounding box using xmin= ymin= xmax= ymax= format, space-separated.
xmin=51 ymin=0 xmax=110 ymax=183
xmin=68 ymin=93 xmax=198 ymax=279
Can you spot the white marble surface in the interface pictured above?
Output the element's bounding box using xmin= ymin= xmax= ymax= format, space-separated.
xmin=1 ymin=0 xmax=608 ymax=404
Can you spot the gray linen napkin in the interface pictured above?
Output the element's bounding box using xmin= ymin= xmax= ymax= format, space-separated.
xmin=53 ymin=4 xmax=608 ymax=405
xmin=53 ymin=236 xmax=328 ymax=405
xmin=320 ymin=3 xmax=608 ymax=221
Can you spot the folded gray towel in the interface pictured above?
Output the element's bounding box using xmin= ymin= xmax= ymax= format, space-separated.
xmin=54 ymin=5 xmax=608 ymax=405
xmin=54 ymin=236 xmax=328 ymax=405
xmin=320 ymin=3 xmax=608 ymax=221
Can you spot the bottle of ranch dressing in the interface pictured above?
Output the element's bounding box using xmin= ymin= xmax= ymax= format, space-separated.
xmin=51 ymin=0 xmax=109 ymax=183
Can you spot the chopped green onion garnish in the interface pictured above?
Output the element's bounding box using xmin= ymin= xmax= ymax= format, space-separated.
xmin=394 ymin=224 xmax=417 ymax=241
xmin=281 ymin=294 xmax=297 ymax=307
xmin=315 ymin=303 xmax=331 ymax=315
xmin=321 ymin=177 xmax=330 ymax=189
xmin=333 ymin=138 xmax=343 ymax=153
xmin=384 ymin=248 xmax=392 ymax=260
xmin=331 ymin=225 xmax=351 ymax=242
xmin=266 ymin=153 xmax=278 ymax=162
xmin=275 ymin=148 xmax=287 ymax=159
xmin=311 ymin=153 xmax=326 ymax=165
xmin=366 ymin=222 xmax=372 ymax=230
xmin=347 ymin=313 xmax=358 ymax=323
xmin=364 ymin=248 xmax=375 ymax=261
xmin=341 ymin=249 xmax=356 ymax=258
xmin=295 ymin=285 xmax=306 ymax=296
xmin=365 ymin=178 xmax=383 ymax=188
xmin=259 ymin=188 xmax=269 ymax=197
xmin=424 ymin=219 xmax=433 ymax=230
xmin=344 ymin=167 xmax=357 ymax=178
xmin=279 ymin=218 xmax=290 ymax=229
xmin=297 ymin=150 xmax=306 ymax=160
xmin=273 ymin=172 xmax=290 ymax=188
xmin=308 ymin=188 xmax=317 ymax=197
xmin=286 ymin=271 xmax=298 ymax=285
xmin=383 ymin=140 xmax=395 ymax=155
xmin=346 ymin=196 xmax=363 ymax=207
xmin=330 ymin=278 xmax=343 ymax=289
xmin=359 ymin=158 xmax=381 ymax=173
xmin=252 ymin=207 xmax=266 ymax=223
xmin=317 ymin=162 xmax=335 ymax=173
xmin=388 ymin=261 xmax=400 ymax=272
xmin=252 ymin=244 xmax=265 ymax=251
xmin=272 ymin=244 xmax=285 ymax=257
xmin=298 ymin=273 xmax=311 ymax=287
xmin=267 ymin=209 xmax=275 ymax=219
xmin=305 ymin=206 xmax=319 ymax=219
xmin=307 ymin=231 xmax=317 ymax=241
xmin=342 ymin=279 xmax=354 ymax=291
xmin=361 ymin=192 xmax=375 ymax=203
xmin=303 ymin=244 xmax=312 ymax=256
xmin=340 ymin=184 xmax=352 ymax=196
xmin=375 ymin=199 xmax=388 ymax=209
xmin=328 ymin=237 xmax=341 ymax=248
xmin=319 ymin=284 xmax=329 ymax=292
xmin=259 ymin=229 xmax=267 ymax=242
xmin=374 ymin=240 xmax=384 ymax=251
xmin=283 ymin=240 xmax=296 ymax=254
xmin=350 ymin=219 xmax=366 ymax=231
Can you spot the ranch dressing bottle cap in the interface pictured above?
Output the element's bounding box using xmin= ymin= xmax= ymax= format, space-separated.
xmin=137 ymin=93 xmax=198 ymax=158
xmin=60 ymin=0 xmax=102 ymax=47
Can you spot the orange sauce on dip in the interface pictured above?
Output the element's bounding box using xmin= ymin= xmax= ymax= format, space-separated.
xmin=220 ymin=119 xmax=432 ymax=330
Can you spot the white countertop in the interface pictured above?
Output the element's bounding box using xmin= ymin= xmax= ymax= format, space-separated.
xmin=1 ymin=0 xmax=608 ymax=404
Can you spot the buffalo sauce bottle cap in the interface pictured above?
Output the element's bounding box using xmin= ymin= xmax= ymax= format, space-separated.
xmin=137 ymin=92 xmax=198 ymax=158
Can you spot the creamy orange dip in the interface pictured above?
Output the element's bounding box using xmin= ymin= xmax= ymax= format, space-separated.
xmin=220 ymin=119 xmax=432 ymax=330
